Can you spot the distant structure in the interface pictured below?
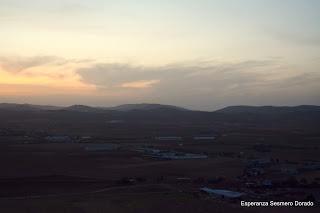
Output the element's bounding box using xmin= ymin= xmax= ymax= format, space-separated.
xmin=193 ymin=136 xmax=216 ymax=141
xmin=85 ymin=144 xmax=118 ymax=151
xmin=137 ymin=148 xmax=208 ymax=160
xmin=45 ymin=136 xmax=72 ymax=143
xmin=106 ymin=120 xmax=124 ymax=124
xmin=261 ymin=179 xmax=273 ymax=187
xmin=155 ymin=136 xmax=182 ymax=141
xmin=200 ymin=187 xmax=244 ymax=198
xmin=78 ymin=136 xmax=92 ymax=143
xmin=155 ymin=152 xmax=208 ymax=160
xmin=248 ymin=158 xmax=272 ymax=168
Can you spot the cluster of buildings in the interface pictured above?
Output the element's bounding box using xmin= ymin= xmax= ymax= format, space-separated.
xmin=137 ymin=147 xmax=208 ymax=160
xmin=234 ymin=157 xmax=320 ymax=202
xmin=200 ymin=187 xmax=244 ymax=199
xmin=84 ymin=143 xmax=118 ymax=151
xmin=45 ymin=136 xmax=73 ymax=143
xmin=155 ymin=134 xmax=217 ymax=142
xmin=44 ymin=135 xmax=95 ymax=143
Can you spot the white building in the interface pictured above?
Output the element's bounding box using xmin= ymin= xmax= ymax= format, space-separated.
xmin=84 ymin=144 xmax=118 ymax=151
xmin=45 ymin=136 xmax=72 ymax=143
xmin=155 ymin=136 xmax=182 ymax=141
xmin=193 ymin=136 xmax=216 ymax=140
xmin=200 ymin=187 xmax=244 ymax=198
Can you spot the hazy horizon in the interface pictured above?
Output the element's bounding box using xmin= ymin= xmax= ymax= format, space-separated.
xmin=1 ymin=0 xmax=320 ymax=110
xmin=1 ymin=101 xmax=320 ymax=112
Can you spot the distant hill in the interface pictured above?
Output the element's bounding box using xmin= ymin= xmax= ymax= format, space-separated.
xmin=215 ymin=105 xmax=320 ymax=114
xmin=0 ymin=103 xmax=319 ymax=133
xmin=0 ymin=103 xmax=62 ymax=111
xmin=212 ymin=105 xmax=320 ymax=131
xmin=106 ymin=103 xmax=189 ymax=112
xmin=0 ymin=103 xmax=189 ymax=113
xmin=63 ymin=105 xmax=104 ymax=113
xmin=1 ymin=103 xmax=319 ymax=114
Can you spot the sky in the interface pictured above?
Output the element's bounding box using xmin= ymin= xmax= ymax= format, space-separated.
xmin=0 ymin=0 xmax=319 ymax=110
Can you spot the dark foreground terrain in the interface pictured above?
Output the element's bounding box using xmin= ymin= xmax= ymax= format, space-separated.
xmin=0 ymin=103 xmax=319 ymax=213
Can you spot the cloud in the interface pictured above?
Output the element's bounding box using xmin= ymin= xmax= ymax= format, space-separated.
xmin=279 ymin=72 xmax=320 ymax=87
xmin=1 ymin=55 xmax=319 ymax=110
xmin=0 ymin=56 xmax=65 ymax=73
xmin=271 ymin=30 xmax=320 ymax=47
xmin=0 ymin=83 xmax=95 ymax=96
xmin=77 ymin=60 xmax=279 ymax=92
xmin=121 ymin=80 xmax=160 ymax=89
xmin=0 ymin=55 xmax=97 ymax=96
xmin=77 ymin=60 xmax=275 ymax=89
xmin=76 ymin=59 xmax=320 ymax=109
xmin=0 ymin=55 xmax=94 ymax=74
